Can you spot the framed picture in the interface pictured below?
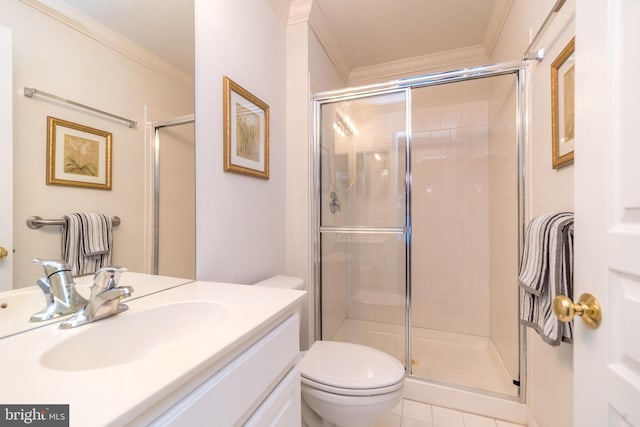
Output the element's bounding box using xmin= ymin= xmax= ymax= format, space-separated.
xmin=551 ymin=37 xmax=575 ymax=169
xmin=46 ymin=116 xmax=112 ymax=190
xmin=223 ymin=76 xmax=269 ymax=179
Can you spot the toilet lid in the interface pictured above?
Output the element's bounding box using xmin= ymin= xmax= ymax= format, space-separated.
xmin=300 ymin=341 xmax=405 ymax=390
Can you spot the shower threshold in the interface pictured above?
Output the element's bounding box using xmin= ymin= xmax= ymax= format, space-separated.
xmin=331 ymin=318 xmax=518 ymax=397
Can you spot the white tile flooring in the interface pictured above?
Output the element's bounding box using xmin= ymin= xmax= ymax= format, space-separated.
xmin=375 ymin=399 xmax=525 ymax=427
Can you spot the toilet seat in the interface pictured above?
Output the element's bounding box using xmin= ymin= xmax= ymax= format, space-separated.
xmin=301 ymin=375 xmax=403 ymax=396
xmin=300 ymin=341 xmax=405 ymax=396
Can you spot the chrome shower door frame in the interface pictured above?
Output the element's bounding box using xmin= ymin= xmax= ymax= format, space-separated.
xmin=312 ymin=60 xmax=528 ymax=402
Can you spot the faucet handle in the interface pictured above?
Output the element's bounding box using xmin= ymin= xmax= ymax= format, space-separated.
xmin=33 ymin=258 xmax=72 ymax=277
xmin=93 ymin=266 xmax=128 ymax=290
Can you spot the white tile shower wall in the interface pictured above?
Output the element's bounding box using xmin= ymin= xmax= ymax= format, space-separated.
xmin=412 ymin=100 xmax=491 ymax=336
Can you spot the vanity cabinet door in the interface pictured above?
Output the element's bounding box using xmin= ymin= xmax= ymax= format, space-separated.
xmin=244 ymin=364 xmax=301 ymax=427
xmin=149 ymin=314 xmax=300 ymax=426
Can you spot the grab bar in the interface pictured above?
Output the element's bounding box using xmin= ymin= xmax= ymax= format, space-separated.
xmin=27 ymin=216 xmax=121 ymax=230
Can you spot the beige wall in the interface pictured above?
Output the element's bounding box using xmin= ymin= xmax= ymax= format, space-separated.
xmin=491 ymin=1 xmax=576 ymax=426
xmin=2 ymin=1 xmax=194 ymax=288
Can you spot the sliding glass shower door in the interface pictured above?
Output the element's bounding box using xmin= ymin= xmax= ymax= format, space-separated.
xmin=315 ymin=63 xmax=525 ymax=399
xmin=319 ymin=90 xmax=409 ymax=368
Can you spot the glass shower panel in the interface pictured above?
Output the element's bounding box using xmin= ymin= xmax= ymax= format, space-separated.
xmin=321 ymin=233 xmax=406 ymax=364
xmin=319 ymin=90 xmax=408 ymax=367
xmin=320 ymin=92 xmax=406 ymax=229
xmin=410 ymin=75 xmax=519 ymax=396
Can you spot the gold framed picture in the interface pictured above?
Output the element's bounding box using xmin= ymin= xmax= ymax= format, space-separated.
xmin=551 ymin=37 xmax=575 ymax=169
xmin=223 ymin=76 xmax=269 ymax=179
xmin=46 ymin=116 xmax=112 ymax=190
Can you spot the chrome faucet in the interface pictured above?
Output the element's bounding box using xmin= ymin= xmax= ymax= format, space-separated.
xmin=60 ymin=266 xmax=133 ymax=329
xmin=30 ymin=259 xmax=88 ymax=322
xmin=329 ymin=191 xmax=341 ymax=214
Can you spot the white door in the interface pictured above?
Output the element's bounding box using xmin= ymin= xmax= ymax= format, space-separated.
xmin=0 ymin=25 xmax=12 ymax=291
xmin=574 ymin=1 xmax=640 ymax=425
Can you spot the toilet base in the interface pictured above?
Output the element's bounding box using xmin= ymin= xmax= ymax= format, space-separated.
xmin=301 ymin=383 xmax=403 ymax=427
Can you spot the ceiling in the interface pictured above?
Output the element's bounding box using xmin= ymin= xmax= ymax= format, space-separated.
xmin=314 ymin=0 xmax=500 ymax=70
xmin=60 ymin=0 xmax=195 ymax=77
xmin=57 ymin=0 xmax=507 ymax=80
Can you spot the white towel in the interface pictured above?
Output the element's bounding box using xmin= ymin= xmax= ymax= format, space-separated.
xmin=519 ymin=212 xmax=574 ymax=346
xmin=62 ymin=213 xmax=113 ymax=276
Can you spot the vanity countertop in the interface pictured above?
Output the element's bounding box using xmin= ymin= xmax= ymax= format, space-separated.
xmin=0 ymin=280 xmax=306 ymax=426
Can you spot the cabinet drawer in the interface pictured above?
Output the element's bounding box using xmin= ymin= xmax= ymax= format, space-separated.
xmin=151 ymin=314 xmax=300 ymax=426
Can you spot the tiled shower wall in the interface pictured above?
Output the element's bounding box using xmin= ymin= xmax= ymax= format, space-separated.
xmin=411 ymin=97 xmax=491 ymax=336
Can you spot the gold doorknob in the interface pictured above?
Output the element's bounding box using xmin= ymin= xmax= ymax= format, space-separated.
xmin=553 ymin=293 xmax=602 ymax=329
xmin=0 ymin=247 xmax=8 ymax=261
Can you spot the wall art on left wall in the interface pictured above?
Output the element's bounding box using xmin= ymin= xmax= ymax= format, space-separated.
xmin=46 ymin=116 xmax=112 ymax=190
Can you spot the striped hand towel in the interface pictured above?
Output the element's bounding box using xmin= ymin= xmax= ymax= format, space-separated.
xmin=62 ymin=213 xmax=113 ymax=276
xmin=519 ymin=212 xmax=574 ymax=346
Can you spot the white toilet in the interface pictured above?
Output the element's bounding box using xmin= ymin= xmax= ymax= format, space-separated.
xmin=254 ymin=276 xmax=405 ymax=427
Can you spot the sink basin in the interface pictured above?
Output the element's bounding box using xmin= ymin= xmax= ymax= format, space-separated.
xmin=40 ymin=301 xmax=228 ymax=371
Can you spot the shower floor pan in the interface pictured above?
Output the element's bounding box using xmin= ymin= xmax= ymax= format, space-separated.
xmin=331 ymin=318 xmax=518 ymax=397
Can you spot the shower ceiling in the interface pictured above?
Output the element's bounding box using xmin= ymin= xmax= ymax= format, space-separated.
xmin=55 ymin=0 xmax=509 ymax=79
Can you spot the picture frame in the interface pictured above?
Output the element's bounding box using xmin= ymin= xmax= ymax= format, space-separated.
xmin=223 ymin=76 xmax=270 ymax=179
xmin=46 ymin=116 xmax=112 ymax=190
xmin=551 ymin=37 xmax=575 ymax=169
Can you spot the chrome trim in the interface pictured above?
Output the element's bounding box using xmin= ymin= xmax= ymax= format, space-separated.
xmin=313 ymin=99 xmax=322 ymax=341
xmin=153 ymin=127 xmax=161 ymax=275
xmin=522 ymin=0 xmax=567 ymax=61
xmin=153 ymin=114 xmax=194 ymax=129
xmin=314 ymin=62 xmax=523 ymax=102
xmin=320 ymin=226 xmax=405 ymax=234
xmin=404 ymin=87 xmax=413 ymax=375
xmin=27 ymin=215 xmax=120 ymax=229
xmin=24 ymin=87 xmax=137 ymax=128
xmin=516 ymin=65 xmax=529 ymax=404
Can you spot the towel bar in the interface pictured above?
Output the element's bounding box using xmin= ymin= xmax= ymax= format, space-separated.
xmin=27 ymin=216 xmax=121 ymax=230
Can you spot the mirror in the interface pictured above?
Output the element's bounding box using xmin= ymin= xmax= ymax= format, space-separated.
xmin=0 ymin=0 xmax=194 ymax=337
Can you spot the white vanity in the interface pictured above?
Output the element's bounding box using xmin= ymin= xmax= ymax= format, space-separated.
xmin=0 ymin=278 xmax=306 ymax=426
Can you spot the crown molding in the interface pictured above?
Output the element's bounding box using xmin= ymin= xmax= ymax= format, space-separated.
xmin=482 ymin=0 xmax=515 ymax=57
xmin=348 ymin=45 xmax=490 ymax=85
xmin=308 ymin=2 xmax=350 ymax=82
xmin=20 ymin=0 xmax=193 ymax=86
xmin=268 ymin=0 xmax=291 ymax=25
xmin=288 ymin=0 xmax=313 ymax=25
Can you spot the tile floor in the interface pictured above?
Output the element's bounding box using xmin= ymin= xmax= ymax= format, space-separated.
xmin=375 ymin=399 xmax=525 ymax=427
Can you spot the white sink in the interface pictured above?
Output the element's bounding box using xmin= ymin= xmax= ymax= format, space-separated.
xmin=40 ymin=301 xmax=228 ymax=371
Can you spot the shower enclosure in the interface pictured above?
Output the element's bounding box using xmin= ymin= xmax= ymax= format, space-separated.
xmin=153 ymin=116 xmax=196 ymax=279
xmin=314 ymin=63 xmax=525 ymax=399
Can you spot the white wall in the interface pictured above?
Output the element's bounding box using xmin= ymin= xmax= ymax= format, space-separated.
xmin=491 ymin=1 xmax=576 ymax=426
xmin=286 ymin=18 xmax=345 ymax=348
xmin=194 ymin=0 xmax=287 ymax=284
xmin=2 ymin=1 xmax=194 ymax=287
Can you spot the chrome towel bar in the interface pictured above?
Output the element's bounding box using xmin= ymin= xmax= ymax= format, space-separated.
xmin=27 ymin=216 xmax=121 ymax=230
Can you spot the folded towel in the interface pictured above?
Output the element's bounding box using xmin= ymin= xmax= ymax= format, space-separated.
xmin=519 ymin=212 xmax=574 ymax=346
xmin=62 ymin=213 xmax=113 ymax=276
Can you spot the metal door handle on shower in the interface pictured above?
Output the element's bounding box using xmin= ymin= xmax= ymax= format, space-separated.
xmin=329 ymin=191 xmax=341 ymax=214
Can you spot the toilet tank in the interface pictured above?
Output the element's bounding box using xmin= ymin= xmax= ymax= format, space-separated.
xmin=254 ymin=275 xmax=304 ymax=290
xmin=254 ymin=276 xmax=307 ymax=349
